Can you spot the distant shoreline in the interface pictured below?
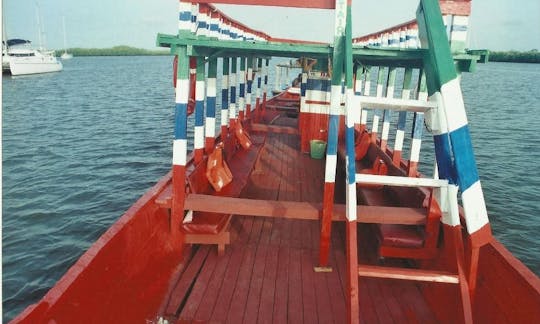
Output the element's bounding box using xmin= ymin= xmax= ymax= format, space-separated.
xmin=56 ymin=46 xmax=540 ymax=63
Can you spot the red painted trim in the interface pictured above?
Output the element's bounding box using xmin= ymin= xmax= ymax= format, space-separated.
xmin=319 ymin=182 xmax=335 ymax=266
xmin=305 ymin=99 xmax=330 ymax=105
xmin=346 ymin=221 xmax=359 ymax=324
xmin=255 ymin=97 xmax=261 ymax=122
xmin=205 ymin=137 xmax=215 ymax=154
xmin=172 ymin=165 xmax=186 ymax=246
xmin=392 ymin=149 xmax=402 ymax=167
xmin=469 ymin=222 xmax=492 ymax=248
xmin=187 ymin=0 xmax=336 ymax=9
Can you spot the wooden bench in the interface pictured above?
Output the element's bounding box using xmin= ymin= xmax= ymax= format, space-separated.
xmin=338 ymin=133 xmax=441 ymax=260
xmin=156 ymin=134 xmax=265 ymax=255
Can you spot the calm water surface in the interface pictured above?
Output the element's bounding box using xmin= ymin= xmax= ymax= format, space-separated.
xmin=2 ymin=58 xmax=540 ymax=321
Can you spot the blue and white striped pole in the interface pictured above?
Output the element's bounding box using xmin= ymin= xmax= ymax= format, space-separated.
xmin=380 ymin=66 xmax=396 ymax=151
xmin=392 ymin=68 xmax=413 ymax=165
xmin=246 ymin=58 xmax=254 ymax=119
xmin=221 ymin=58 xmax=229 ymax=140
xmin=194 ymin=57 xmax=205 ymax=163
xmin=229 ymin=57 xmax=237 ymax=129
xmin=205 ymin=57 xmax=217 ymax=153
xmin=238 ymin=57 xmax=246 ymax=120
xmin=408 ymin=71 xmax=427 ymax=176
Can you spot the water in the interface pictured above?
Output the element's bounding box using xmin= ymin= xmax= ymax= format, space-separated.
xmin=2 ymin=58 xmax=539 ymax=321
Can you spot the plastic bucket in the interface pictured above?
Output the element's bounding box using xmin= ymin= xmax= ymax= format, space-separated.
xmin=310 ymin=140 xmax=327 ymax=159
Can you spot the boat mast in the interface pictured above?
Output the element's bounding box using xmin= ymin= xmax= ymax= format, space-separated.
xmin=62 ymin=16 xmax=67 ymax=54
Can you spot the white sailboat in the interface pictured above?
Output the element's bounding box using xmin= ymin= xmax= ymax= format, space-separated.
xmin=5 ymin=3 xmax=63 ymax=75
xmin=60 ymin=16 xmax=73 ymax=60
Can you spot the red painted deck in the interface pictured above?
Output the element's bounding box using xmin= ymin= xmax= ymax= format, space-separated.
xmin=162 ymin=116 xmax=438 ymax=323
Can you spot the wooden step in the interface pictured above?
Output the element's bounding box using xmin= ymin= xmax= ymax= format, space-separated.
xmin=358 ymin=264 xmax=459 ymax=283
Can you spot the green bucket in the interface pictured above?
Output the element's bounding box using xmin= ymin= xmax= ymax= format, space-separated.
xmin=310 ymin=140 xmax=327 ymax=159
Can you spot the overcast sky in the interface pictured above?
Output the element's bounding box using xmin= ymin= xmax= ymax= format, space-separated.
xmin=2 ymin=0 xmax=539 ymax=51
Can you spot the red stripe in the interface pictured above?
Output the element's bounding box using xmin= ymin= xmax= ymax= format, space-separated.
xmin=319 ymin=182 xmax=335 ymax=266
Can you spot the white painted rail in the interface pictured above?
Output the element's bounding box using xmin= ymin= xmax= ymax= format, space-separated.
xmin=355 ymin=174 xmax=448 ymax=188
xmin=359 ymin=95 xmax=437 ymax=112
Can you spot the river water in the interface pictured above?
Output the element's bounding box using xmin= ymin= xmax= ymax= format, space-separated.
xmin=2 ymin=57 xmax=539 ymax=321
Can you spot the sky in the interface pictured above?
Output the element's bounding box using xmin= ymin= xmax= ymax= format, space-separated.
xmin=2 ymin=0 xmax=539 ymax=51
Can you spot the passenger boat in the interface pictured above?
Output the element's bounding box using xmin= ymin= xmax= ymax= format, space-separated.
xmin=10 ymin=0 xmax=540 ymax=323
xmin=2 ymin=38 xmax=63 ymax=76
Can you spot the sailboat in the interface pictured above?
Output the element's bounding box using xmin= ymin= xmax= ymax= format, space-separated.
xmin=5 ymin=4 xmax=62 ymax=75
xmin=60 ymin=16 xmax=72 ymax=60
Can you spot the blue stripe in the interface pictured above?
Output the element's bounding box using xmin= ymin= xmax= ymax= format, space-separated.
xmin=264 ymin=75 xmax=268 ymax=84
xmin=197 ymin=21 xmax=207 ymax=30
xmin=191 ymin=15 xmax=196 ymax=23
xmin=389 ymin=39 xmax=399 ymax=45
xmin=174 ymin=103 xmax=187 ymax=139
xmin=257 ymin=77 xmax=262 ymax=88
xmin=210 ymin=24 xmax=219 ymax=31
xmin=239 ymin=83 xmax=245 ymax=97
xmin=221 ymin=89 xmax=228 ymax=110
xmin=179 ymin=12 xmax=191 ymax=22
xmin=230 ymin=86 xmax=236 ymax=103
xmin=300 ymin=81 xmax=307 ymax=96
xmin=327 ymin=114 xmax=339 ymax=155
xmin=247 ymin=81 xmax=253 ymax=93
xmin=411 ymin=112 xmax=424 ymax=139
xmin=195 ymin=101 xmax=204 ymax=126
xmin=450 ymin=125 xmax=479 ymax=191
xmin=207 ymin=97 xmax=216 ymax=117
xmin=346 ymin=126 xmax=356 ymax=184
xmin=397 ymin=111 xmax=407 ymax=130
xmin=433 ymin=133 xmax=456 ymax=184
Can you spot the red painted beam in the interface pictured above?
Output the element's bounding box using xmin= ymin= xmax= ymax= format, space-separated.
xmin=186 ymin=0 xmax=336 ymax=9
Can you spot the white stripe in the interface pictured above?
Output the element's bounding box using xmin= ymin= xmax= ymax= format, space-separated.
xmin=221 ymin=75 xmax=228 ymax=89
xmin=194 ymin=126 xmax=204 ymax=149
xmin=381 ymin=121 xmax=390 ymax=141
xmin=306 ymin=90 xmax=328 ymax=102
xmin=345 ymin=89 xmax=355 ymax=128
xmin=441 ymin=78 xmax=468 ymax=132
xmin=355 ymin=174 xmax=448 ymax=188
xmin=247 ymin=68 xmax=253 ymax=81
xmin=442 ymin=184 xmax=461 ymax=226
xmin=351 ymin=94 xmax=361 ymax=125
xmin=364 ymin=80 xmax=371 ymax=96
xmin=246 ymin=93 xmax=251 ymax=106
xmin=376 ymin=84 xmax=383 ymax=97
xmin=427 ymin=92 xmax=448 ymax=135
xmin=394 ymin=129 xmax=405 ymax=151
xmin=410 ymin=138 xmax=422 ymax=162
xmin=355 ymin=78 xmax=363 ymax=94
xmin=372 ymin=115 xmax=380 ymax=133
xmin=300 ymin=98 xmax=308 ymax=113
xmin=178 ymin=20 xmax=191 ymax=31
xmin=175 ymin=79 xmax=189 ymax=104
xmin=190 ymin=68 xmax=196 ymax=75
xmin=221 ymin=110 xmax=228 ymax=126
xmin=462 ymin=181 xmax=489 ymax=234
xmin=451 ymin=30 xmax=467 ymax=42
xmin=330 ymin=85 xmax=341 ymax=116
xmin=324 ymin=154 xmax=337 ymax=183
xmin=386 ymin=85 xmax=395 ymax=98
xmin=239 ymin=70 xmax=245 ymax=83
xmin=360 ymin=109 xmax=367 ymax=125
xmin=205 ymin=117 xmax=216 ymax=137
xmin=238 ymin=97 xmax=245 ymax=111
xmin=229 ymin=103 xmax=236 ymax=119
xmin=173 ymin=139 xmax=187 ymax=166
xmin=229 ymin=73 xmax=236 ymax=86
xmin=310 ymin=103 xmax=330 ymax=115
xmin=195 ymin=80 xmax=205 ymax=101
xmin=401 ymin=89 xmax=411 ymax=100
xmin=346 ymin=182 xmax=357 ymax=222
xmin=207 ymin=78 xmax=217 ymax=97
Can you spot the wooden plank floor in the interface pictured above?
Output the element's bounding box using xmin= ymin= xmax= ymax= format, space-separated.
xmin=166 ymin=120 xmax=438 ymax=323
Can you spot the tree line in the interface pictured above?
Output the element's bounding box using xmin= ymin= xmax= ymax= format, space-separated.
xmin=488 ymin=50 xmax=539 ymax=63
xmin=57 ymin=46 xmax=540 ymax=63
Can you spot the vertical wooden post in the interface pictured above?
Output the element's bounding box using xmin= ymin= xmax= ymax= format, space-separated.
xmin=238 ymin=57 xmax=246 ymax=121
xmin=205 ymin=57 xmax=217 ymax=153
xmin=229 ymin=57 xmax=237 ymax=130
xmin=360 ymin=67 xmax=371 ymax=130
xmin=255 ymin=58 xmax=263 ymax=122
xmin=370 ymin=67 xmax=385 ymax=142
xmin=221 ymin=57 xmax=229 ymax=141
xmin=380 ymin=66 xmax=396 ymax=151
xmin=408 ymin=71 xmax=427 ymax=176
xmin=262 ymin=59 xmax=269 ymax=120
xmin=194 ymin=57 xmax=205 ymax=164
xmin=246 ymin=57 xmax=254 ymax=119
xmin=172 ymin=46 xmax=190 ymax=247
xmin=393 ymin=68 xmax=413 ymax=166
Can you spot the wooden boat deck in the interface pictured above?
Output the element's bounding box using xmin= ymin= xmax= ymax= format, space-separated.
xmin=163 ymin=117 xmax=438 ymax=323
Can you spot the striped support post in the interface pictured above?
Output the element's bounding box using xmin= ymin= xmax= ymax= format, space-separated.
xmin=408 ymin=71 xmax=427 ymax=176
xmin=274 ymin=65 xmax=281 ymax=93
xmin=353 ymin=64 xmax=363 ymax=131
xmin=178 ymin=1 xmax=192 ymax=33
xmin=262 ymin=59 xmax=269 ymax=119
xmin=299 ymin=72 xmax=308 ymax=149
xmin=238 ymin=57 xmax=246 ymax=121
xmin=380 ymin=66 xmax=396 ymax=151
xmin=172 ymin=46 xmax=190 ymax=246
xmin=221 ymin=58 xmax=229 ymax=140
xmin=190 ymin=4 xmax=198 ymax=34
xmin=246 ymin=58 xmax=254 ymax=119
xmin=255 ymin=58 xmax=262 ymax=122
xmin=392 ymin=68 xmax=413 ymax=166
xmin=370 ymin=67 xmax=385 ymax=142
xmin=229 ymin=57 xmax=237 ymax=129
xmin=205 ymin=57 xmax=217 ymax=153
xmin=194 ymin=57 xmax=205 ymax=164
xmin=418 ymin=0 xmax=491 ymax=247
xmin=360 ymin=67 xmax=371 ymax=128
xmin=196 ymin=4 xmax=208 ymax=37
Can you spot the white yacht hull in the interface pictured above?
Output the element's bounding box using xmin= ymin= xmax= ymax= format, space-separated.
xmin=9 ymin=55 xmax=63 ymax=75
